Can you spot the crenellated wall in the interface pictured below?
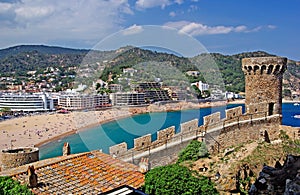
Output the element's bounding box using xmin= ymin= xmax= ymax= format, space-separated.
xmin=134 ymin=134 xmax=152 ymax=150
xmin=157 ymin=126 xmax=175 ymax=142
xmin=204 ymin=112 xmax=220 ymax=126
xmin=109 ymin=108 xmax=283 ymax=167
xmin=242 ymin=57 xmax=287 ymax=116
xmin=108 ymin=57 xmax=288 ymax=167
xmin=0 ymin=147 xmax=39 ymax=171
xmin=226 ymin=106 xmax=243 ymax=119
xmin=181 ymin=119 xmax=198 ymax=134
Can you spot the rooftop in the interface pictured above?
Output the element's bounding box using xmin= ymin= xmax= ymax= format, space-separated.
xmin=1 ymin=150 xmax=144 ymax=194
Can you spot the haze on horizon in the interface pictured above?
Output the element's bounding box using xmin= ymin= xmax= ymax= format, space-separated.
xmin=0 ymin=0 xmax=299 ymax=60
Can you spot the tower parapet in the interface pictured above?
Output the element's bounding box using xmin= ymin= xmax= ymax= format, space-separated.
xmin=0 ymin=147 xmax=39 ymax=171
xmin=242 ymin=57 xmax=287 ymax=116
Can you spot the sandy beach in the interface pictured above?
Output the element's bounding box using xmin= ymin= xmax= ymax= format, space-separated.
xmin=1 ymin=99 xmax=296 ymax=151
xmin=0 ymin=108 xmax=132 ymax=150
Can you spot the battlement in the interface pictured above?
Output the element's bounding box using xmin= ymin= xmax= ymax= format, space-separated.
xmin=242 ymin=57 xmax=287 ymax=75
xmin=0 ymin=147 xmax=39 ymax=171
xmin=109 ymin=56 xmax=286 ymax=167
xmin=109 ymin=106 xmax=281 ymax=166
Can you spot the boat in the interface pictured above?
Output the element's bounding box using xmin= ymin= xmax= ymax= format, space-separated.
xmin=294 ymin=115 xmax=300 ymax=119
xmin=294 ymin=103 xmax=300 ymax=106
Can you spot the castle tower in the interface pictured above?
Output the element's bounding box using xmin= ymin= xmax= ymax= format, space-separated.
xmin=242 ymin=57 xmax=287 ymax=116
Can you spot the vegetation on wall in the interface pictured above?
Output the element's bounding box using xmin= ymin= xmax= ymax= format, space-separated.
xmin=177 ymin=140 xmax=208 ymax=163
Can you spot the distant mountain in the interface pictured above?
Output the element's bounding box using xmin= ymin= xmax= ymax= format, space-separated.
xmin=0 ymin=45 xmax=298 ymax=95
xmin=0 ymin=45 xmax=89 ymax=59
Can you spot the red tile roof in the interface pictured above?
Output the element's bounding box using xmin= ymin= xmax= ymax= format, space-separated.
xmin=1 ymin=151 xmax=144 ymax=194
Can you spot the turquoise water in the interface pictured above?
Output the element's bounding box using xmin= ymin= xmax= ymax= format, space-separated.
xmin=39 ymin=103 xmax=299 ymax=159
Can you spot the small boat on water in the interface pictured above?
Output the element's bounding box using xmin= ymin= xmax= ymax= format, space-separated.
xmin=294 ymin=103 xmax=300 ymax=106
xmin=294 ymin=115 xmax=300 ymax=119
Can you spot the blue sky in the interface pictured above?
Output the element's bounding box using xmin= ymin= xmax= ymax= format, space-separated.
xmin=0 ymin=0 xmax=299 ymax=60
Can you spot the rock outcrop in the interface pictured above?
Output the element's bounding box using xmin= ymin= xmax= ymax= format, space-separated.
xmin=249 ymin=155 xmax=300 ymax=194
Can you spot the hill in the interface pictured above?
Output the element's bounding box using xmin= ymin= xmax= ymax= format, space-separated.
xmin=0 ymin=45 xmax=299 ymax=96
xmin=0 ymin=45 xmax=88 ymax=59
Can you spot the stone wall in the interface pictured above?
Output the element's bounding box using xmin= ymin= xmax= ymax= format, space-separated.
xmin=279 ymin=125 xmax=300 ymax=140
xmin=109 ymin=109 xmax=283 ymax=168
xmin=109 ymin=142 xmax=127 ymax=157
xmin=206 ymin=115 xmax=281 ymax=154
xmin=157 ymin=126 xmax=175 ymax=142
xmin=242 ymin=57 xmax=287 ymax=115
xmin=134 ymin=134 xmax=151 ymax=150
xmin=226 ymin=106 xmax=243 ymax=119
xmin=180 ymin=119 xmax=198 ymax=134
xmin=204 ymin=112 xmax=220 ymax=126
xmin=0 ymin=147 xmax=39 ymax=171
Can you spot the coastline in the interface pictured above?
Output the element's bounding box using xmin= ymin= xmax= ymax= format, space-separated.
xmin=1 ymin=99 xmax=298 ymax=151
xmin=35 ymin=100 xmax=228 ymax=147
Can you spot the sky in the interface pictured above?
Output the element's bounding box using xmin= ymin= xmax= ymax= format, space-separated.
xmin=0 ymin=0 xmax=299 ymax=60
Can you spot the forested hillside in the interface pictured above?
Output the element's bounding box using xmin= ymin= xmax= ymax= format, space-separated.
xmin=0 ymin=45 xmax=299 ymax=95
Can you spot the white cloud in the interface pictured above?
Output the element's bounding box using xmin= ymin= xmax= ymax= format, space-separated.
xmin=15 ymin=6 xmax=54 ymax=20
xmin=188 ymin=5 xmax=198 ymax=12
xmin=169 ymin=11 xmax=176 ymax=17
xmin=135 ymin=0 xmax=185 ymax=9
xmin=175 ymin=0 xmax=184 ymax=4
xmin=164 ymin=21 xmax=266 ymax=36
xmin=267 ymin=25 xmax=277 ymax=29
xmin=122 ymin=24 xmax=144 ymax=35
xmin=136 ymin=0 xmax=171 ymax=9
xmin=0 ymin=3 xmax=13 ymax=13
xmin=0 ymin=0 xmax=134 ymax=48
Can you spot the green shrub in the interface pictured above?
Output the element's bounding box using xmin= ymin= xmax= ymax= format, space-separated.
xmin=177 ymin=140 xmax=208 ymax=163
xmin=0 ymin=176 xmax=33 ymax=195
xmin=144 ymin=164 xmax=218 ymax=195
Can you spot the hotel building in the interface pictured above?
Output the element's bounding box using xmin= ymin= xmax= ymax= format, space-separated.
xmin=110 ymin=92 xmax=145 ymax=106
xmin=58 ymin=94 xmax=110 ymax=110
xmin=0 ymin=93 xmax=54 ymax=112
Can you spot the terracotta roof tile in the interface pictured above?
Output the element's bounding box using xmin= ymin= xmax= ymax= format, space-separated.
xmin=1 ymin=151 xmax=144 ymax=194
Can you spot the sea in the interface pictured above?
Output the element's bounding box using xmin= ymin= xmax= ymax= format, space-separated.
xmin=39 ymin=103 xmax=300 ymax=160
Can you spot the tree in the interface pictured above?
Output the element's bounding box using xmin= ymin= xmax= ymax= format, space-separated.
xmin=0 ymin=176 xmax=33 ymax=195
xmin=144 ymin=164 xmax=218 ymax=195
xmin=177 ymin=140 xmax=208 ymax=163
xmin=191 ymin=85 xmax=202 ymax=99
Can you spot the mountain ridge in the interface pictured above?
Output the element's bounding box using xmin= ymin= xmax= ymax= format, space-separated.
xmin=0 ymin=45 xmax=298 ymax=95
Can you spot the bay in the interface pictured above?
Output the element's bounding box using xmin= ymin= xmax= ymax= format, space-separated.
xmin=39 ymin=103 xmax=299 ymax=159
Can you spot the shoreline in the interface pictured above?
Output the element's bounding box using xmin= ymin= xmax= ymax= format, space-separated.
xmin=35 ymin=100 xmax=228 ymax=148
xmin=1 ymin=99 xmax=298 ymax=151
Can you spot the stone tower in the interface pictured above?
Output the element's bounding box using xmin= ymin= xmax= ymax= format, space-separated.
xmin=242 ymin=57 xmax=287 ymax=116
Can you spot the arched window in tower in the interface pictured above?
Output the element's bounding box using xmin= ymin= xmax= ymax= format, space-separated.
xmin=254 ymin=65 xmax=259 ymax=74
xmin=248 ymin=66 xmax=252 ymax=75
xmin=274 ymin=65 xmax=281 ymax=74
xmin=267 ymin=65 xmax=274 ymax=74
xmin=260 ymin=65 xmax=266 ymax=74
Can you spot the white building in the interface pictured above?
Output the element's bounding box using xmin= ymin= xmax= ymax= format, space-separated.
xmin=123 ymin=68 xmax=137 ymax=76
xmin=191 ymin=81 xmax=209 ymax=92
xmin=0 ymin=93 xmax=54 ymax=112
xmin=58 ymin=94 xmax=109 ymax=110
xmin=225 ymin=92 xmax=242 ymax=99
xmin=186 ymin=71 xmax=200 ymax=77
xmin=108 ymin=84 xmax=123 ymax=92
xmin=110 ymin=92 xmax=145 ymax=106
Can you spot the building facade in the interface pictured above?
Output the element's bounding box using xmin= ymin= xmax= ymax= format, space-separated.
xmin=58 ymin=94 xmax=109 ymax=110
xmin=110 ymin=92 xmax=145 ymax=106
xmin=191 ymin=81 xmax=209 ymax=92
xmin=0 ymin=93 xmax=54 ymax=112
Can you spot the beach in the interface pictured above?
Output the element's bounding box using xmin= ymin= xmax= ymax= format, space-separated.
xmin=0 ymin=99 xmax=244 ymax=151
xmin=1 ymin=98 xmax=298 ymax=151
